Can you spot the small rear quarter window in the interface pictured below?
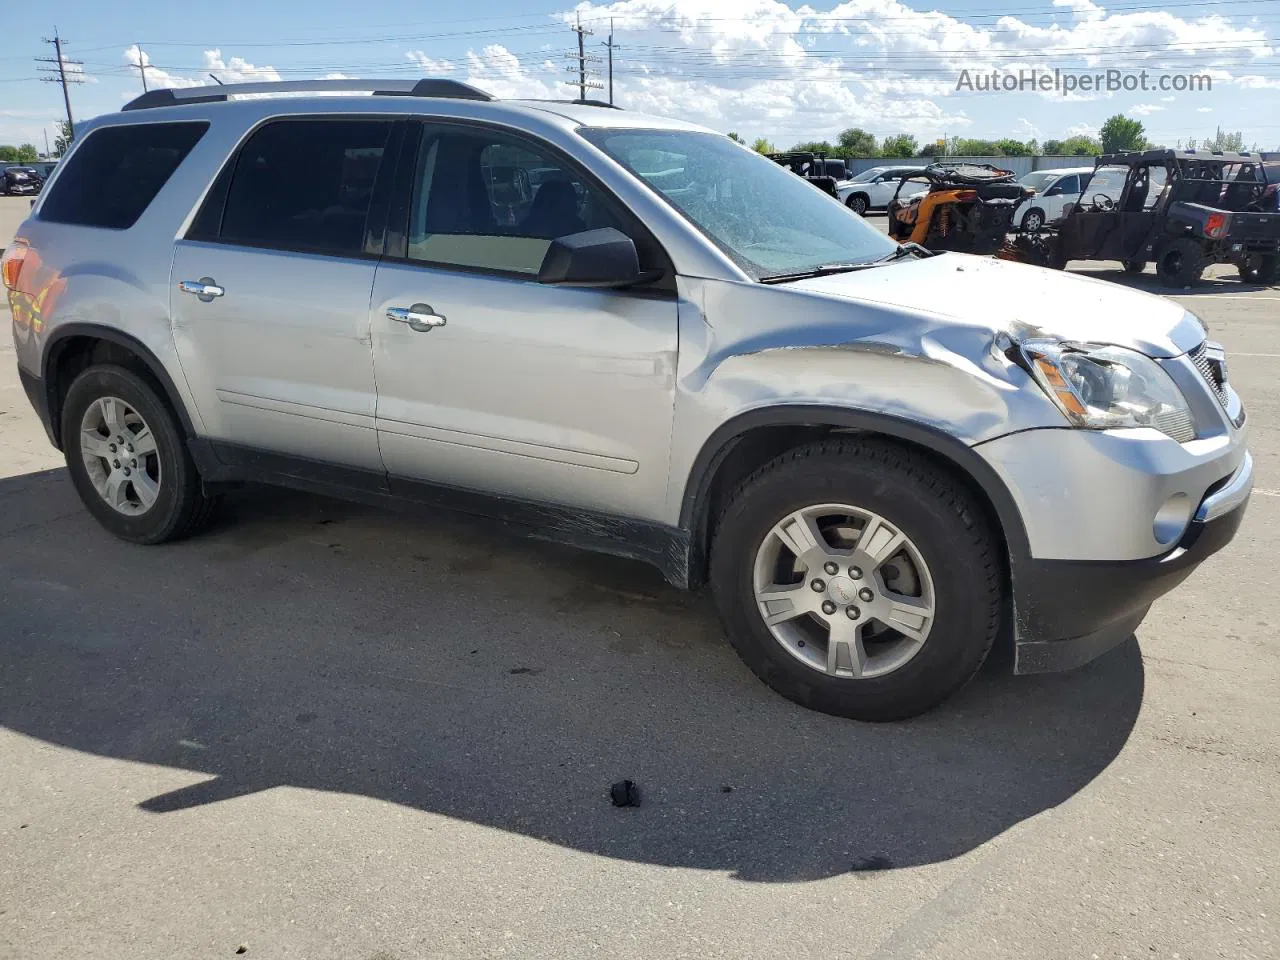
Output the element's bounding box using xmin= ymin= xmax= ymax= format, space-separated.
xmin=39 ymin=121 xmax=208 ymax=230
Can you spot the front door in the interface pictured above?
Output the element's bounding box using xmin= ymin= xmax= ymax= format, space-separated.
xmin=170 ymin=117 xmax=399 ymax=470
xmin=369 ymin=121 xmax=679 ymax=521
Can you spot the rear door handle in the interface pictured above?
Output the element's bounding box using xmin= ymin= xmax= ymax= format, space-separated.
xmin=178 ymin=278 xmax=224 ymax=302
xmin=387 ymin=304 xmax=447 ymax=333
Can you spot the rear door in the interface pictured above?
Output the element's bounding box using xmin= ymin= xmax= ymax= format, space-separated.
xmin=368 ymin=120 xmax=679 ymax=520
xmin=170 ymin=117 xmax=400 ymax=471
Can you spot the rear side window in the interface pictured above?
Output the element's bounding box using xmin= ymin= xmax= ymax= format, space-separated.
xmin=39 ymin=122 xmax=208 ymax=229
xmin=216 ymin=118 xmax=394 ymax=257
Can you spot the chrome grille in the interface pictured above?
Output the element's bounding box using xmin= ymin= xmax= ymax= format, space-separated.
xmin=1190 ymin=341 xmax=1230 ymax=408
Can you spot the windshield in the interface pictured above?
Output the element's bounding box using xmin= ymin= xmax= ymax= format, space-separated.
xmin=1019 ymin=171 xmax=1059 ymax=193
xmin=849 ymin=166 xmax=890 ymax=183
xmin=580 ymin=129 xmax=896 ymax=280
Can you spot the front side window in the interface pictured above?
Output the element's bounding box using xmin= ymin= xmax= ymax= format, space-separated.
xmin=404 ymin=124 xmax=631 ymax=276
xmin=218 ymin=118 xmax=393 ymax=256
xmin=1056 ymin=175 xmax=1080 ymax=194
xmin=40 ymin=121 xmax=208 ymax=230
xmin=582 ymin=128 xmax=896 ymax=280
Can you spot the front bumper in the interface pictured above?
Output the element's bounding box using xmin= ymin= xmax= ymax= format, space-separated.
xmin=1011 ymin=451 xmax=1253 ymax=674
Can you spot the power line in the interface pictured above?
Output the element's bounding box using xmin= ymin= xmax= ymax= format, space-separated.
xmin=35 ymin=29 xmax=82 ymax=147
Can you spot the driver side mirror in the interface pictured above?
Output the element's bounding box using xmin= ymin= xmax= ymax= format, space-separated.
xmin=537 ymin=227 xmax=642 ymax=288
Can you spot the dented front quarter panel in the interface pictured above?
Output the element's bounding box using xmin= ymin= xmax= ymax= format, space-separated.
xmin=664 ymin=272 xmax=1068 ymax=523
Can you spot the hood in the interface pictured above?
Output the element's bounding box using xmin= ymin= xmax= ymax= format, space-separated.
xmin=785 ymin=252 xmax=1204 ymax=358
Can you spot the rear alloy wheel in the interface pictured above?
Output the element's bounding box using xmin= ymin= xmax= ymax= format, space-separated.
xmin=710 ymin=439 xmax=1000 ymax=722
xmin=1156 ymin=238 xmax=1207 ymax=288
xmin=1238 ymin=254 xmax=1279 ymax=285
xmin=1021 ymin=208 xmax=1045 ymax=233
xmin=62 ymin=364 xmax=217 ymax=544
xmin=847 ymin=194 xmax=869 ymax=216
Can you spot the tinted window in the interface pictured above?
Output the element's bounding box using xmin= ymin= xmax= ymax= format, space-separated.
xmin=39 ymin=122 xmax=207 ymax=229
xmin=405 ymin=124 xmax=629 ymax=275
xmin=1056 ymin=175 xmax=1080 ymax=193
xmin=219 ymin=119 xmax=393 ymax=256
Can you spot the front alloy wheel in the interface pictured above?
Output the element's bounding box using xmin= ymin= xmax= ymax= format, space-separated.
xmin=753 ymin=504 xmax=934 ymax=679
xmin=79 ymin=396 xmax=162 ymax=515
xmin=709 ymin=438 xmax=1001 ymax=722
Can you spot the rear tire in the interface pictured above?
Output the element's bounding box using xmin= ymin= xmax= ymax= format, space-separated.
xmin=1156 ymin=238 xmax=1206 ymax=288
xmin=1238 ymin=254 xmax=1279 ymax=285
xmin=61 ymin=364 xmax=217 ymax=544
xmin=709 ymin=438 xmax=1001 ymax=722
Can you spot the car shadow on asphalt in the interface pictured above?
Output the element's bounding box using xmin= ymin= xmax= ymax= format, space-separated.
xmin=0 ymin=469 xmax=1145 ymax=883
xmin=1067 ymin=265 xmax=1275 ymax=296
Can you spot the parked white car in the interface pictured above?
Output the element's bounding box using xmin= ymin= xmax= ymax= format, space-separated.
xmin=1013 ymin=166 xmax=1094 ymax=232
xmin=837 ymin=165 xmax=928 ymax=215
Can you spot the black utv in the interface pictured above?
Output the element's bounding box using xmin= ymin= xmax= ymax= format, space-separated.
xmin=766 ymin=151 xmax=842 ymax=198
xmin=1037 ymin=149 xmax=1280 ymax=287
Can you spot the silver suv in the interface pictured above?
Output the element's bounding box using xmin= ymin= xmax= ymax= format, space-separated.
xmin=4 ymin=79 xmax=1252 ymax=721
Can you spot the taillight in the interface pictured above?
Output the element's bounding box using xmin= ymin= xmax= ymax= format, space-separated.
xmin=0 ymin=241 xmax=26 ymax=291
xmin=1205 ymin=213 xmax=1227 ymax=239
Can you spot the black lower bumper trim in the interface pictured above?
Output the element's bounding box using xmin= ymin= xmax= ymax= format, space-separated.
xmin=1012 ymin=501 xmax=1248 ymax=674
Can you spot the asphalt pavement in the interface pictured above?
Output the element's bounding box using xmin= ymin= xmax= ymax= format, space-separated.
xmin=1 ymin=195 xmax=1277 ymax=959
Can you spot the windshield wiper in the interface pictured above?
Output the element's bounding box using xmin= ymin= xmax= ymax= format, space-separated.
xmin=760 ymin=242 xmax=934 ymax=284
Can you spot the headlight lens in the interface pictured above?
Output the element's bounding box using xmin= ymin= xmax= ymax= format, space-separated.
xmin=1021 ymin=339 xmax=1196 ymax=442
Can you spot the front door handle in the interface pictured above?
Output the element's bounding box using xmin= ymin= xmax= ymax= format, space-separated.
xmin=178 ymin=278 xmax=225 ymax=302
xmin=387 ymin=303 xmax=447 ymax=333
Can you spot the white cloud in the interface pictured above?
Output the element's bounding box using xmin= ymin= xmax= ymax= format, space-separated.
xmin=1196 ymin=106 xmax=1214 ymax=113
xmin=555 ymin=0 xmax=1273 ymax=143
xmin=406 ymin=50 xmax=456 ymax=73
xmin=1066 ymin=122 xmax=1100 ymax=137
xmin=1160 ymin=95 xmax=1175 ymax=102
xmin=1129 ymin=103 xmax=1164 ymax=115
xmin=464 ymin=44 xmax=559 ymax=99
xmin=121 ymin=46 xmax=280 ymax=90
xmin=204 ymin=50 xmax=281 ymax=84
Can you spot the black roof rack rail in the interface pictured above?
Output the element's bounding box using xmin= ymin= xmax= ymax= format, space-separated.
xmin=122 ymin=78 xmax=493 ymax=111
xmin=518 ymin=98 xmax=623 ymax=110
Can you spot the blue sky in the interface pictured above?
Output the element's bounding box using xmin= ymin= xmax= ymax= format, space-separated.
xmin=2 ymin=0 xmax=1278 ymax=152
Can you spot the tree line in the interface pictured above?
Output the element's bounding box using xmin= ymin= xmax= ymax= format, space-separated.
xmin=0 ymin=121 xmax=76 ymax=164
xmin=729 ymin=115 xmax=1264 ymax=160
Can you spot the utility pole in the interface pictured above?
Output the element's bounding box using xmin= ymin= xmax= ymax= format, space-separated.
xmin=43 ymin=128 xmax=50 ymax=157
xmin=36 ymin=30 xmax=82 ymax=148
xmin=600 ymin=18 xmax=620 ymax=105
xmin=133 ymin=42 xmax=148 ymax=92
xmin=564 ymin=14 xmax=602 ymax=102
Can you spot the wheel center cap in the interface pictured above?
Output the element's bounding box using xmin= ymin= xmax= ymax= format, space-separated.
xmin=827 ymin=576 xmax=859 ymax=604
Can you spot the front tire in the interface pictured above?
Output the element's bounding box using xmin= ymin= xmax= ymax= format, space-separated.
xmin=1156 ymin=238 xmax=1206 ymax=288
xmin=1020 ymin=208 xmax=1045 ymax=233
xmin=709 ymin=439 xmax=1001 ymax=722
xmin=61 ymin=364 xmax=217 ymax=544
xmin=847 ymin=194 xmax=869 ymax=216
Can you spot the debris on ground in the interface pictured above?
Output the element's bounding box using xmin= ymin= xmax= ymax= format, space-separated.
xmin=610 ymin=780 xmax=641 ymax=807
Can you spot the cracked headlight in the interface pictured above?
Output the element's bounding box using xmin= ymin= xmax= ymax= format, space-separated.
xmin=1021 ymin=339 xmax=1196 ymax=442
